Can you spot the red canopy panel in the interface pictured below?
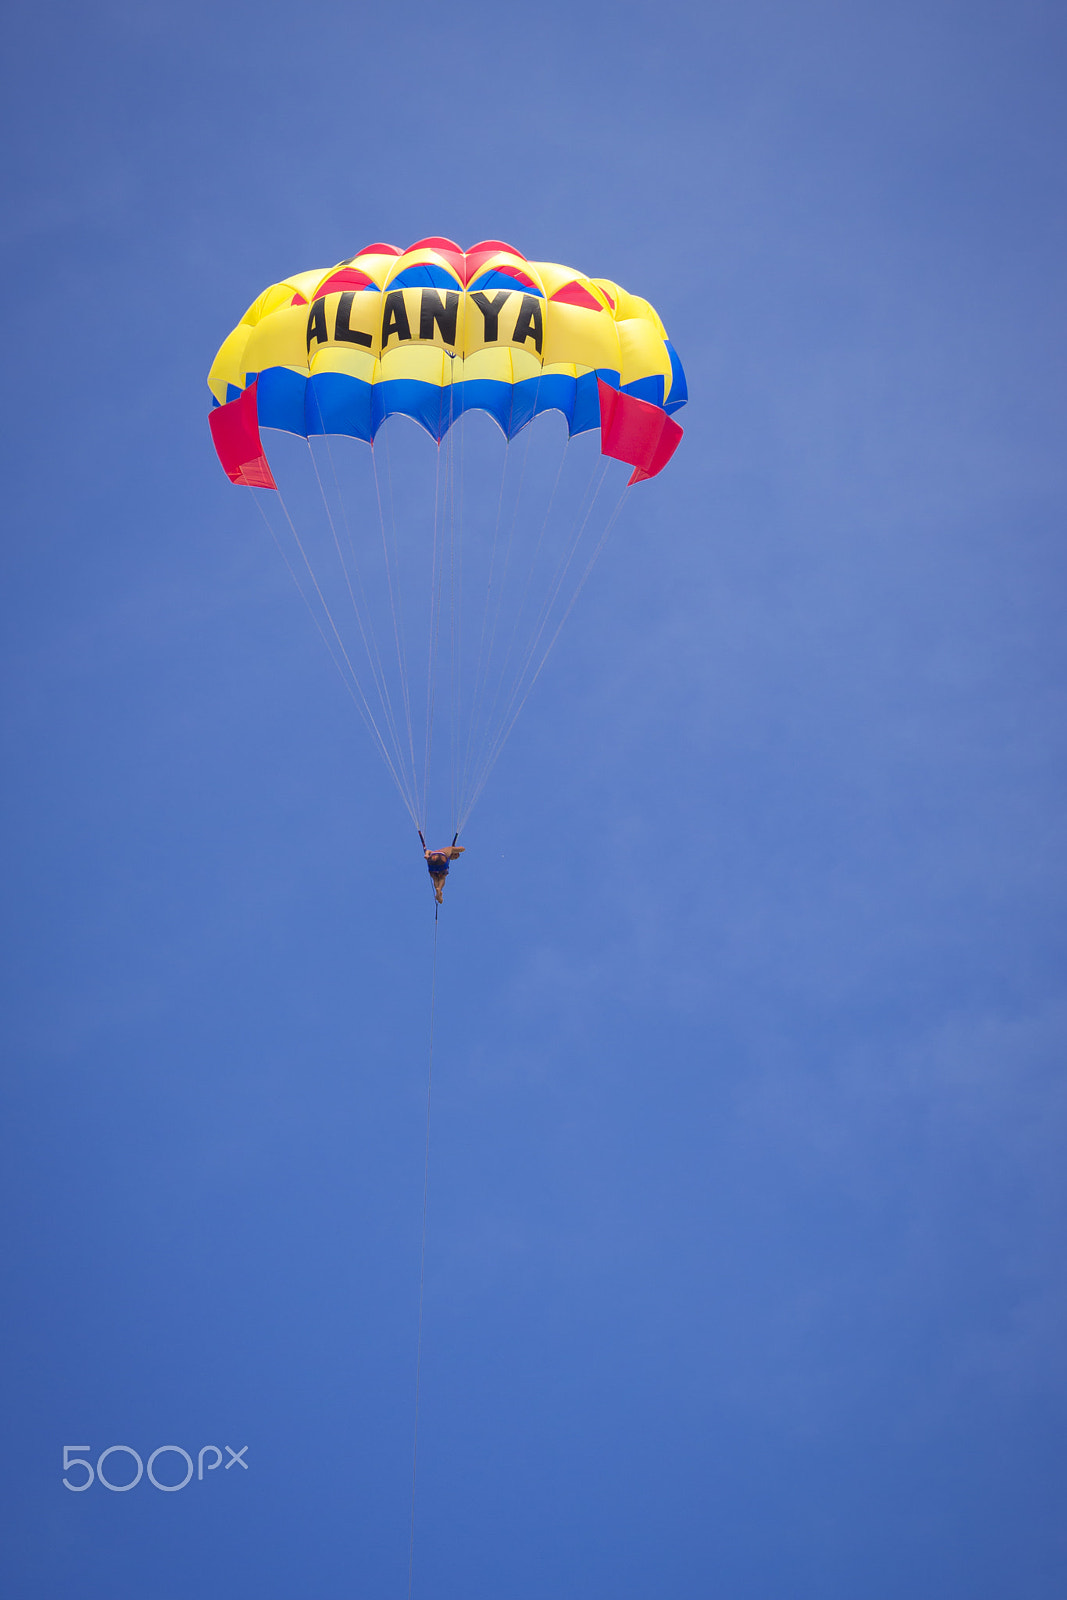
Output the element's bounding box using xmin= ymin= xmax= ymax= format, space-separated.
xmin=208 ymin=380 xmax=277 ymax=488
xmin=597 ymin=379 xmax=683 ymax=484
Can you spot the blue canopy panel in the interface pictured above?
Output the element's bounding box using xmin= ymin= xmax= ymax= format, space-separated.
xmin=621 ymin=373 xmax=665 ymax=407
xmin=248 ymin=365 xmax=627 ymax=445
xmin=663 ymin=340 xmax=687 ymax=414
xmin=387 ymin=263 xmax=463 ymax=290
xmin=467 ymin=270 xmax=545 ymax=297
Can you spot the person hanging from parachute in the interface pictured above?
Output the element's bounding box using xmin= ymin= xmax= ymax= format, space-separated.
xmin=419 ymin=834 xmax=465 ymax=905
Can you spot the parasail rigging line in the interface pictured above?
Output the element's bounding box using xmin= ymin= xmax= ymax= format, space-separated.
xmin=448 ymin=402 xmax=469 ymax=839
xmin=251 ymin=488 xmax=420 ymax=826
xmin=479 ymin=423 xmax=569 ymax=744
xmin=458 ymin=377 xmax=547 ymax=823
xmin=463 ymin=469 xmax=623 ymax=822
xmin=421 ymin=407 xmax=444 ymax=828
xmin=446 ymin=406 xmax=460 ymax=837
xmin=373 ymin=428 xmax=423 ymax=828
xmin=408 ymin=905 xmax=440 ymax=1600
xmin=310 ymin=421 xmax=414 ymax=787
xmin=305 ymin=432 xmax=414 ymax=805
xmin=465 ymin=478 xmax=630 ymax=824
xmin=456 ymin=449 xmax=606 ymax=828
xmin=422 ymin=375 xmax=456 ymax=831
xmin=456 ymin=423 xmax=511 ymax=839
xmin=505 ymin=453 xmax=609 ymax=712
xmin=456 ymin=417 xmax=572 ymax=821
xmin=459 ymin=477 xmax=630 ymax=830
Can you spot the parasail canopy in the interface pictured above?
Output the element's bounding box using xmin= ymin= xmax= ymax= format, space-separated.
xmin=208 ymin=239 xmax=687 ymax=843
xmin=209 ymin=237 xmax=686 ymax=489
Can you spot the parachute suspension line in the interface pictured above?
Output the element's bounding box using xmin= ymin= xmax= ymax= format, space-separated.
xmin=311 ymin=425 xmax=413 ymax=789
xmin=305 ymin=433 xmax=412 ymax=801
xmin=494 ymin=452 xmax=606 ymax=730
xmin=447 ymin=402 xmax=462 ymax=840
xmin=460 ymin=411 xmax=568 ymax=817
xmin=457 ymin=445 xmax=601 ymax=827
xmin=421 ymin=378 xmax=454 ymax=831
xmin=458 ymin=381 xmax=545 ymax=820
xmin=408 ymin=906 xmax=439 ymax=1600
xmin=454 ymin=448 xmax=604 ymax=829
xmin=456 ymin=429 xmax=512 ymax=834
xmin=384 ymin=424 xmax=424 ymax=825
xmin=517 ymin=449 xmax=606 ymax=671
xmin=449 ymin=404 xmax=469 ymax=840
xmin=459 ymin=473 xmax=629 ymax=832
xmin=486 ymin=423 xmax=570 ymax=716
xmin=251 ymin=490 xmax=419 ymax=826
xmin=420 ymin=428 xmax=442 ymax=829
xmin=463 ymin=478 xmax=630 ymax=827
xmin=306 ymin=404 xmax=401 ymax=747
xmin=373 ymin=428 xmax=422 ymax=828
xmin=251 ymin=487 xmax=418 ymax=822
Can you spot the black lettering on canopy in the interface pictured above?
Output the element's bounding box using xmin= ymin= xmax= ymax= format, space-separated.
xmin=306 ymin=297 xmax=328 ymax=352
xmin=512 ymin=295 xmax=543 ymax=355
xmin=419 ymin=289 xmax=460 ymax=346
xmin=470 ymin=289 xmax=512 ymax=343
xmin=334 ymin=291 xmax=372 ymax=347
xmin=381 ymin=291 xmax=412 ymax=348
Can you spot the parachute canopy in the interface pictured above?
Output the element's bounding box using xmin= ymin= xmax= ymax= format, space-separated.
xmin=208 ymin=237 xmax=686 ymax=490
xmin=207 ymin=239 xmax=686 ymax=841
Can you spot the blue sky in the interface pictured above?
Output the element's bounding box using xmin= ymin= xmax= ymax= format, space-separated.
xmin=1 ymin=1 xmax=1065 ymax=1595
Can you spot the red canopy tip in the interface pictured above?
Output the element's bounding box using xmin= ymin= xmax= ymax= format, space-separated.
xmin=465 ymin=239 xmax=525 ymax=260
xmin=408 ymin=236 xmax=464 ymax=254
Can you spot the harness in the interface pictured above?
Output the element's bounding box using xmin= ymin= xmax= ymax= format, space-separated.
xmin=419 ymin=831 xmax=460 ymax=880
